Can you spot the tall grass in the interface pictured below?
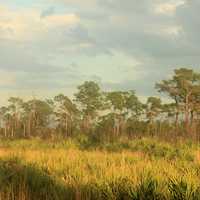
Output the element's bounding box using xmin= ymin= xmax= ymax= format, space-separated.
xmin=0 ymin=137 xmax=200 ymax=199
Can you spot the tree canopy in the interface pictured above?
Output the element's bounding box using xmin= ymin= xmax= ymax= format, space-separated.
xmin=0 ymin=68 xmax=200 ymax=140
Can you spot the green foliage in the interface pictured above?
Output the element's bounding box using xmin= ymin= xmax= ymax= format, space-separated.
xmin=168 ymin=179 xmax=200 ymax=200
xmin=0 ymin=137 xmax=196 ymax=162
xmin=156 ymin=68 xmax=200 ymax=135
xmin=0 ymin=158 xmax=70 ymax=200
xmin=1 ymin=68 xmax=200 ymax=140
xmin=133 ymin=175 xmax=165 ymax=200
xmin=129 ymin=138 xmax=194 ymax=161
xmin=74 ymin=81 xmax=103 ymax=116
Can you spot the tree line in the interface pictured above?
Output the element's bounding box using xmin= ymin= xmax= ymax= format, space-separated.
xmin=1 ymin=68 xmax=200 ymax=141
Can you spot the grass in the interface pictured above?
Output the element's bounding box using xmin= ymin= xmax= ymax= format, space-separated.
xmin=0 ymin=137 xmax=200 ymax=199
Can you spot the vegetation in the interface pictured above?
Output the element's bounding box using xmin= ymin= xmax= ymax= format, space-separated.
xmin=0 ymin=138 xmax=200 ymax=199
xmin=1 ymin=67 xmax=200 ymax=199
xmin=0 ymin=68 xmax=200 ymax=142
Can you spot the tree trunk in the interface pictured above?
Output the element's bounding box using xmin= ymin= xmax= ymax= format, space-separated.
xmin=23 ymin=123 xmax=26 ymax=137
xmin=190 ymin=110 xmax=197 ymax=138
xmin=4 ymin=126 xmax=7 ymax=138
xmin=84 ymin=115 xmax=91 ymax=133
xmin=185 ymin=94 xmax=190 ymax=135
xmin=28 ymin=114 xmax=32 ymax=137
xmin=175 ymin=112 xmax=179 ymax=136
xmin=11 ymin=127 xmax=14 ymax=138
xmin=113 ymin=116 xmax=120 ymax=137
xmin=65 ymin=114 xmax=68 ymax=137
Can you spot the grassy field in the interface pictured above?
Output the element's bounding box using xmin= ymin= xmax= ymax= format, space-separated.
xmin=0 ymin=137 xmax=200 ymax=200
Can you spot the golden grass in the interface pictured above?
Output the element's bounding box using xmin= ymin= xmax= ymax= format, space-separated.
xmin=0 ymin=138 xmax=200 ymax=199
xmin=0 ymin=145 xmax=197 ymax=184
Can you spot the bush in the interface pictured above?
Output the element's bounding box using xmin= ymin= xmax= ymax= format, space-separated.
xmin=0 ymin=158 xmax=71 ymax=200
xmin=168 ymin=179 xmax=200 ymax=200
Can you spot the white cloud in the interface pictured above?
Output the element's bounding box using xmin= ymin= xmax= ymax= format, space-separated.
xmin=0 ymin=70 xmax=16 ymax=86
xmin=155 ymin=1 xmax=185 ymax=15
xmin=163 ymin=26 xmax=182 ymax=36
xmin=52 ymin=0 xmax=97 ymax=8
xmin=0 ymin=6 xmax=79 ymax=40
xmin=149 ymin=25 xmax=182 ymax=37
xmin=41 ymin=14 xmax=79 ymax=27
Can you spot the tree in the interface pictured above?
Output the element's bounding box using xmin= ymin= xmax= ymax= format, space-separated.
xmin=0 ymin=106 xmax=9 ymax=137
xmin=124 ymin=91 xmax=145 ymax=136
xmin=106 ymin=90 xmax=143 ymax=137
xmin=156 ymin=68 xmax=200 ymax=135
xmin=0 ymin=97 xmax=24 ymax=138
xmin=22 ymin=99 xmax=53 ymax=137
xmin=146 ymin=97 xmax=162 ymax=136
xmin=74 ymin=81 xmax=103 ymax=132
xmin=162 ymin=103 xmax=179 ymax=132
xmin=54 ymin=94 xmax=78 ymax=137
xmin=9 ymin=97 xmax=24 ymax=136
xmin=125 ymin=90 xmax=144 ymax=119
xmin=106 ymin=91 xmax=127 ymax=136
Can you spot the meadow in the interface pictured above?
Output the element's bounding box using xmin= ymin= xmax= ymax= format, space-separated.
xmin=0 ymin=137 xmax=200 ymax=200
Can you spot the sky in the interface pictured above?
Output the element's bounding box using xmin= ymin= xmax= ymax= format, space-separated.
xmin=0 ymin=0 xmax=199 ymax=104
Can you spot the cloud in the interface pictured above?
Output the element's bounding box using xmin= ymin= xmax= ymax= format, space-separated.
xmin=40 ymin=7 xmax=55 ymax=18
xmin=0 ymin=5 xmax=80 ymax=41
xmin=52 ymin=0 xmax=97 ymax=8
xmin=0 ymin=70 xmax=16 ymax=87
xmin=0 ymin=0 xmax=200 ymax=102
xmin=155 ymin=1 xmax=185 ymax=15
xmin=41 ymin=13 xmax=79 ymax=28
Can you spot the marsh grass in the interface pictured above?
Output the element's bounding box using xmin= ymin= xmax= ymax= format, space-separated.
xmin=0 ymin=138 xmax=200 ymax=199
xmin=0 ymin=158 xmax=70 ymax=200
